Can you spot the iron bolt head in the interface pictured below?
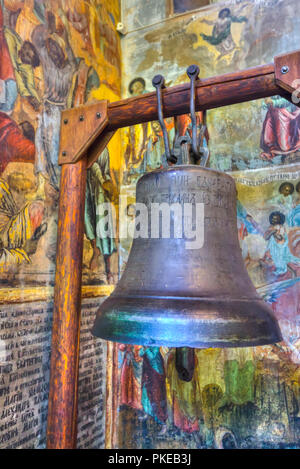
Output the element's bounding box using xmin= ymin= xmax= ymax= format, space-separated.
xmin=79 ymin=115 xmax=84 ymax=121
xmin=152 ymin=75 xmax=165 ymax=87
xmin=187 ymin=64 xmax=200 ymax=78
xmin=281 ymin=66 xmax=289 ymax=74
xmin=96 ymin=112 xmax=101 ymax=119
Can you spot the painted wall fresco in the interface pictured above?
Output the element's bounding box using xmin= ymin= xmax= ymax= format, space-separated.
xmin=0 ymin=0 xmax=121 ymax=289
xmin=114 ymin=0 xmax=300 ymax=449
xmin=0 ymin=0 xmax=121 ymax=449
xmin=121 ymin=0 xmax=216 ymax=34
xmin=121 ymin=0 xmax=168 ymax=32
xmin=121 ymin=0 xmax=300 ymax=172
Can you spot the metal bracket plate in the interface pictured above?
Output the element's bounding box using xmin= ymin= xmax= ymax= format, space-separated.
xmin=58 ymin=100 xmax=110 ymax=166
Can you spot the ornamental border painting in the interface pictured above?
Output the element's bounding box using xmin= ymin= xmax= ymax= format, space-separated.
xmin=0 ymin=0 xmax=122 ymax=299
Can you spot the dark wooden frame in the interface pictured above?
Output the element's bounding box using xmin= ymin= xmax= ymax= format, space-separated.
xmin=46 ymin=49 xmax=300 ymax=449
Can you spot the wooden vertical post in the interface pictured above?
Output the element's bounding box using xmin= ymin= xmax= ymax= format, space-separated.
xmin=46 ymin=157 xmax=87 ymax=449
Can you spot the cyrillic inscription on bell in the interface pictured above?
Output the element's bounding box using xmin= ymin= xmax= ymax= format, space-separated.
xmin=92 ymin=165 xmax=282 ymax=348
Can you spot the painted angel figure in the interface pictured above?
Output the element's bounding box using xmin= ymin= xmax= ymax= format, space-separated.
xmin=199 ymin=7 xmax=248 ymax=60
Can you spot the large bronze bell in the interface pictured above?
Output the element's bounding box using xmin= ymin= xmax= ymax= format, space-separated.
xmin=92 ymin=165 xmax=282 ymax=348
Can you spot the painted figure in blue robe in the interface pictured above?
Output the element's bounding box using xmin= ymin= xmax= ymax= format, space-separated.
xmin=237 ymin=200 xmax=261 ymax=236
xmin=264 ymin=211 xmax=300 ymax=276
xmin=139 ymin=346 xmax=167 ymax=432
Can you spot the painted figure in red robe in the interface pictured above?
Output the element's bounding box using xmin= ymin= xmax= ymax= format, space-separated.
xmin=0 ymin=111 xmax=35 ymax=174
xmin=260 ymin=96 xmax=300 ymax=162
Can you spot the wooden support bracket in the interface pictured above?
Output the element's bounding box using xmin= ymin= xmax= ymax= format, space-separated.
xmin=275 ymin=49 xmax=300 ymax=97
xmin=58 ymin=100 xmax=115 ymax=168
xmin=56 ymin=49 xmax=300 ymax=171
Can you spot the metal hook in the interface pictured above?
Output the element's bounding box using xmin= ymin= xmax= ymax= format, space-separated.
xmin=171 ymin=116 xmax=193 ymax=165
xmin=186 ymin=65 xmax=209 ymax=167
xmin=152 ymin=74 xmax=177 ymax=165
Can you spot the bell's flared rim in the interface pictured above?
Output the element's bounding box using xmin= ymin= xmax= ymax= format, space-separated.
xmin=92 ymin=295 xmax=283 ymax=349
